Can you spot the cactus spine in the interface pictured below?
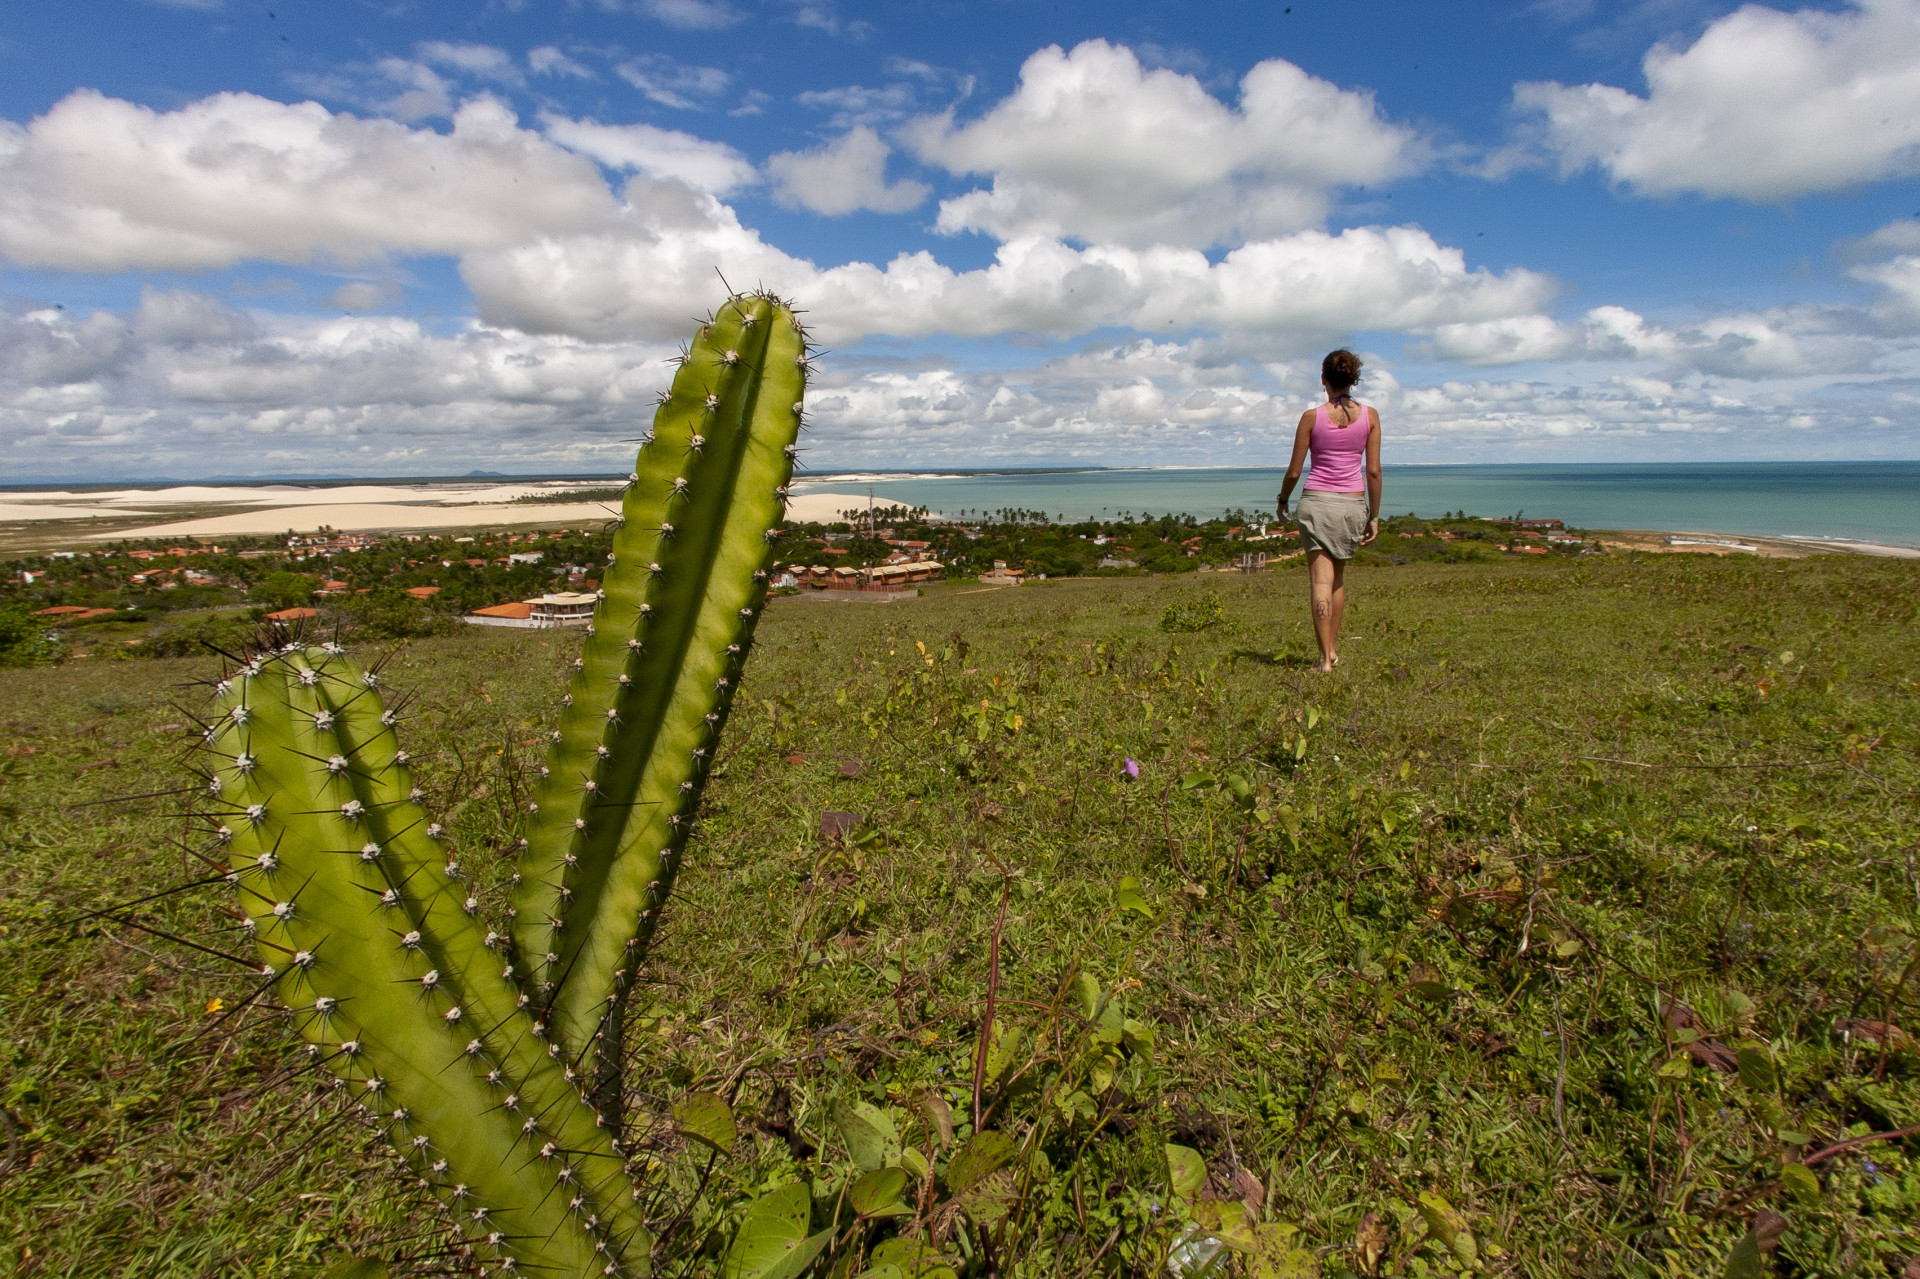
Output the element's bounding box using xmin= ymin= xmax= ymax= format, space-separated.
xmin=192 ymin=292 xmax=808 ymax=1276
xmin=512 ymin=293 xmax=807 ymax=1097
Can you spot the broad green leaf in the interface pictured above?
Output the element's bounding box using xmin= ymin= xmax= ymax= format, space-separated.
xmin=839 ymin=1102 xmax=901 ymax=1172
xmin=849 ymin=1166 xmax=912 ymax=1217
xmin=1095 ymin=1003 xmax=1125 ymax=1045
xmin=1417 ymin=1191 xmax=1478 ymax=1268
xmin=1116 ymin=875 xmax=1152 ymax=918
xmin=983 ymin=1019 xmax=1024 ymax=1084
xmin=1195 ymin=1199 xmax=1256 ymax=1251
xmin=674 ymin=1091 xmax=738 ymax=1154
xmin=1736 ymin=1045 xmax=1777 ymax=1092
xmin=956 ymin=1168 xmax=1019 ymax=1224
xmin=723 ymin=1183 xmax=831 ymax=1279
xmin=1122 ymin=1017 xmax=1156 ymax=1054
xmin=1305 ymin=705 xmax=1321 ymax=730
xmin=1780 ymin=1162 xmax=1821 ymax=1201
xmin=855 ymin=1268 xmax=908 ymax=1279
xmin=1656 ymin=1055 xmax=1693 ymax=1079
xmin=1249 ymin=1224 xmax=1319 ymax=1279
xmin=1407 ymin=962 xmax=1448 ymax=1003
xmin=915 ymin=1090 xmax=953 ymax=1148
xmin=900 ymin=1147 xmax=930 ymax=1180
xmin=871 ymin=1238 xmax=959 ymax=1279
xmin=1181 ymin=771 xmax=1217 ymax=791
xmin=944 ymin=1130 xmax=1018 ymax=1195
xmin=1166 ymin=1143 xmax=1208 ymax=1203
xmin=1055 ymin=1089 xmax=1096 ymax=1123
xmin=1724 ymin=1231 xmax=1764 ymax=1279
xmin=1225 ymin=773 xmax=1256 ymax=810
xmin=1028 ymin=1145 xmax=1053 ymax=1180
xmin=1072 ymin=970 xmax=1102 ymax=1020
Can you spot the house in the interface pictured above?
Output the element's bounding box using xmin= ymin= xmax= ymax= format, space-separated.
xmin=405 ymin=585 xmax=441 ymax=599
xmin=317 ymin=580 xmax=350 ymax=596
xmin=507 ymin=551 xmax=544 ymax=565
xmin=264 ymin=607 xmax=319 ymax=621
xmin=33 ymin=605 xmax=91 ymax=616
xmin=461 ymin=592 xmax=597 ymax=629
xmin=465 ymin=602 xmax=535 ymax=628
xmin=529 ymin=593 xmax=597 ymax=627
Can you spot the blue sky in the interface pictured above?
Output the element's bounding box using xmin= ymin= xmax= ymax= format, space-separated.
xmin=5 ymin=0 xmax=1920 ymax=478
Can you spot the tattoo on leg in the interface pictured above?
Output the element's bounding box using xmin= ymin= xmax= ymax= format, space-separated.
xmin=1313 ymin=599 xmax=1333 ymax=619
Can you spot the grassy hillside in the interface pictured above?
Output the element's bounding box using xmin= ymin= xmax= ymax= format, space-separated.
xmin=1 ymin=553 xmax=1916 ymax=1278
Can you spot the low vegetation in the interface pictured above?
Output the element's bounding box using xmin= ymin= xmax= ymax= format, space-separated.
xmin=2 ymin=551 xmax=1916 ymax=1277
xmin=1 ymin=511 xmax=1580 ymax=665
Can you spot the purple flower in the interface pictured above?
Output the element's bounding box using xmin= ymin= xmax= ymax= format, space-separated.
xmin=1123 ymin=758 xmax=1140 ymax=779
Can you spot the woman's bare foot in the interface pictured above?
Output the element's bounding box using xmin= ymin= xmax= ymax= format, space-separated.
xmin=1313 ymin=659 xmax=1334 ymax=673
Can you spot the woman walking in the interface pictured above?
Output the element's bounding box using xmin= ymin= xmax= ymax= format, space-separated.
xmin=1276 ymin=350 xmax=1382 ymax=673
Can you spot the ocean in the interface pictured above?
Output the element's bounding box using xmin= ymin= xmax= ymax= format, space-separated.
xmin=792 ymin=461 xmax=1920 ymax=548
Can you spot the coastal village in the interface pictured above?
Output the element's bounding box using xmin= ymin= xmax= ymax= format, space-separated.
xmin=0 ymin=506 xmax=1604 ymax=656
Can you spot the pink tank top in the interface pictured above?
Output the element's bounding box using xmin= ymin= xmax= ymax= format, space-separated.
xmin=1302 ymin=400 xmax=1372 ymax=492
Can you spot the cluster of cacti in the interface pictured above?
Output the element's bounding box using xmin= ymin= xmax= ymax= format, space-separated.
xmin=191 ymin=292 xmax=808 ymax=1277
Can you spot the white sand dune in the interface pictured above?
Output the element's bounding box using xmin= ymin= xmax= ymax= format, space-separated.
xmin=6 ymin=482 xmax=618 ymax=509
xmin=0 ymin=502 xmax=140 ymax=521
xmin=79 ymin=490 xmax=869 ymax=539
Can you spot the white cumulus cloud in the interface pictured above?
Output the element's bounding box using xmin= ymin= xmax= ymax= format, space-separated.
xmin=904 ymin=39 xmax=1421 ymax=249
xmin=529 ymin=46 xmax=596 ymax=81
xmin=614 ymin=56 xmax=731 ymax=110
xmin=542 ymin=114 xmax=757 ymax=194
xmin=465 ymin=219 xmax=1554 ymax=346
xmin=0 ymin=91 xmax=619 ymax=271
xmin=1427 ymin=301 xmax=1882 ymax=379
xmin=767 ymin=127 xmax=930 ymax=215
xmin=1516 ymin=0 xmax=1920 ymax=200
xmin=417 ymin=42 xmax=524 ymax=86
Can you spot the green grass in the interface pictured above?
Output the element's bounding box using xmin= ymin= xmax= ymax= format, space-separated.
xmin=2 ymin=553 xmax=1917 ymax=1277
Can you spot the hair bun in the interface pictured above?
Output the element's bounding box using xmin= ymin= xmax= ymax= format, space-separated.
xmin=1321 ymin=349 xmax=1363 ymax=393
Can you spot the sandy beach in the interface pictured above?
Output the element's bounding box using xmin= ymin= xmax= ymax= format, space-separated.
xmin=0 ymin=484 xmax=870 ymax=543
xmin=1595 ymin=529 xmax=1920 ymax=559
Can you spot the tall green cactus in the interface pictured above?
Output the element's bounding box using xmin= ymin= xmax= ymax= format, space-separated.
xmin=194 ymin=292 xmax=808 ymax=1276
xmin=512 ymin=293 xmax=806 ymax=1104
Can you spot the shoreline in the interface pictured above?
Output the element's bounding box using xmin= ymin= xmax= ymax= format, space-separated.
xmin=0 ymin=480 xmax=1915 ymax=558
xmin=1592 ymin=529 xmax=1920 ymax=559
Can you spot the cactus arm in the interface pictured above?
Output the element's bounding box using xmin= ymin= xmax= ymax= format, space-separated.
xmin=512 ymin=294 xmax=805 ymax=1077
xmin=315 ymin=657 xmax=653 ymax=1259
xmin=207 ymin=649 xmax=644 ymax=1276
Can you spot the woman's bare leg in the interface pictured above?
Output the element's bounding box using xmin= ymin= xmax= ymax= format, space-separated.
xmin=1307 ymin=549 xmax=1343 ymax=671
xmin=1330 ymin=557 xmax=1347 ymax=661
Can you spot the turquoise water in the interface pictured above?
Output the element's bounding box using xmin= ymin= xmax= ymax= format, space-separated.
xmin=794 ymin=461 xmax=1920 ymax=547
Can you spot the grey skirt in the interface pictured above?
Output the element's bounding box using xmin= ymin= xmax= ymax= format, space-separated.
xmin=1296 ymin=490 xmax=1370 ymax=560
